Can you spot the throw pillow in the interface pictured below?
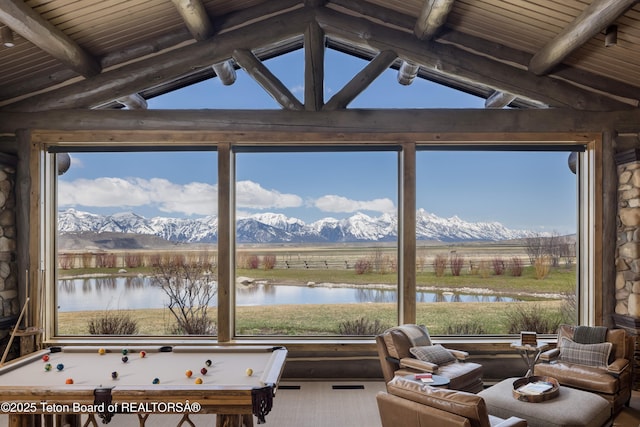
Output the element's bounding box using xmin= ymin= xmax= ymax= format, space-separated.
xmin=410 ymin=344 xmax=456 ymax=365
xmin=558 ymin=337 xmax=612 ymax=368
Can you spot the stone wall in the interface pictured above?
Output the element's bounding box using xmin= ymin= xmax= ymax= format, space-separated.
xmin=0 ymin=155 xmax=18 ymax=370
xmin=614 ymin=149 xmax=640 ymax=390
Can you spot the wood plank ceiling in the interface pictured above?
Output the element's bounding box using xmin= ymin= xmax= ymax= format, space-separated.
xmin=0 ymin=0 xmax=639 ymax=113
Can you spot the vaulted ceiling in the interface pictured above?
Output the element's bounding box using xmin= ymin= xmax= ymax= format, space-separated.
xmin=0 ymin=0 xmax=639 ymax=113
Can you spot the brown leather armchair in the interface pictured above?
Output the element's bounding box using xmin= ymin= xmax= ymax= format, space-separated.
xmin=533 ymin=324 xmax=635 ymax=415
xmin=377 ymin=377 xmax=527 ymax=427
xmin=376 ymin=324 xmax=484 ymax=393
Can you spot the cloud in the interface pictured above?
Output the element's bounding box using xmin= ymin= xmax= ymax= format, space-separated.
xmin=58 ymin=178 xmax=302 ymax=216
xmin=314 ymin=195 xmax=395 ymax=214
xmin=236 ymin=180 xmax=303 ymax=209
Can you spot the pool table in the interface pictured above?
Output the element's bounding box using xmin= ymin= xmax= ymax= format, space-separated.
xmin=0 ymin=345 xmax=287 ymax=427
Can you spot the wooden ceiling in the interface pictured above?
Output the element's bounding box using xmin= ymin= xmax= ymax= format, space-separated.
xmin=0 ymin=0 xmax=639 ymax=112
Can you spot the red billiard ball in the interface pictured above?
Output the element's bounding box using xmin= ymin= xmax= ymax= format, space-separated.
xmin=42 ymin=354 xmax=49 ymax=362
xmin=139 ymin=351 xmax=146 ymax=358
xmin=200 ymin=367 xmax=207 ymax=375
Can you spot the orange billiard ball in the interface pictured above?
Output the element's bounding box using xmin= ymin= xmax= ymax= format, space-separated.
xmin=185 ymin=370 xmax=193 ymax=378
xmin=65 ymin=378 xmax=74 ymax=384
xmin=195 ymin=378 xmax=203 ymax=384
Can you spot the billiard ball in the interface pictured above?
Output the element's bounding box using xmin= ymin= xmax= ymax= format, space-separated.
xmin=56 ymin=363 xmax=64 ymax=371
xmin=195 ymin=378 xmax=203 ymax=384
xmin=42 ymin=354 xmax=49 ymax=362
xmin=205 ymin=359 xmax=212 ymax=367
xmin=200 ymin=367 xmax=207 ymax=375
xmin=139 ymin=351 xmax=146 ymax=358
xmin=121 ymin=356 xmax=128 ymax=363
xmin=152 ymin=378 xmax=160 ymax=384
xmin=246 ymin=368 xmax=253 ymax=376
xmin=185 ymin=370 xmax=193 ymax=378
xmin=65 ymin=378 xmax=74 ymax=384
xmin=44 ymin=363 xmax=52 ymax=371
xmin=98 ymin=348 xmax=106 ymax=355
xmin=121 ymin=349 xmax=128 ymax=355
xmin=111 ymin=371 xmax=118 ymax=379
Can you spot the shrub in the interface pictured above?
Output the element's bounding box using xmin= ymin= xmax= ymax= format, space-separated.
xmin=505 ymin=303 xmax=561 ymax=334
xmin=509 ymin=257 xmax=524 ymax=277
xmin=433 ymin=254 xmax=447 ymax=277
xmin=449 ymin=253 xmax=464 ymax=276
xmin=534 ymin=256 xmax=551 ymax=280
xmin=124 ymin=253 xmax=142 ymax=268
xmin=354 ymin=258 xmax=372 ymax=274
xmin=444 ymin=321 xmax=487 ymax=335
xmin=59 ymin=253 xmax=74 ymax=269
xmin=338 ymin=317 xmax=389 ymax=335
xmin=262 ymin=254 xmax=277 ymax=270
xmin=88 ymin=311 xmax=139 ymax=335
xmin=478 ymin=260 xmax=490 ymax=279
xmin=492 ymin=257 xmax=505 ymax=275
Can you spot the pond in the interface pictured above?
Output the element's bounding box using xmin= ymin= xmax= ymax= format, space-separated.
xmin=56 ymin=276 xmax=522 ymax=312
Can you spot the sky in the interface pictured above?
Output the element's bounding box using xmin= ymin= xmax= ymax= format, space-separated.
xmin=58 ymin=49 xmax=577 ymax=234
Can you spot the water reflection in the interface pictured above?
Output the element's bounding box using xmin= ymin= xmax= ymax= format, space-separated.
xmin=56 ymin=277 xmax=521 ymax=312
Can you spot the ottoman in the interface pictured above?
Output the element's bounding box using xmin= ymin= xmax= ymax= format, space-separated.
xmin=478 ymin=378 xmax=611 ymax=427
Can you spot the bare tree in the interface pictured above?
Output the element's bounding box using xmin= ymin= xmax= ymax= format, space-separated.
xmin=151 ymin=257 xmax=217 ymax=335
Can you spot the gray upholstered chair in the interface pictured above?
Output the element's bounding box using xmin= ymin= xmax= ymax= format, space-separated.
xmin=376 ymin=324 xmax=484 ymax=393
xmin=377 ymin=376 xmax=527 ymax=427
xmin=533 ymin=324 xmax=634 ymax=415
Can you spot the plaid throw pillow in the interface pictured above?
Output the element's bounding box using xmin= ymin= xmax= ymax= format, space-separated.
xmin=410 ymin=345 xmax=456 ymax=365
xmin=559 ymin=337 xmax=612 ymax=368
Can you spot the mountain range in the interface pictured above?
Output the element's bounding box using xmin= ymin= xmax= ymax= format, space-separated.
xmin=58 ymin=208 xmax=539 ymax=246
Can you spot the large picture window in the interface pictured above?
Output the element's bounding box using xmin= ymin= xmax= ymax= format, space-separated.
xmin=233 ymin=149 xmax=399 ymax=337
xmin=53 ymin=149 xmax=218 ymax=337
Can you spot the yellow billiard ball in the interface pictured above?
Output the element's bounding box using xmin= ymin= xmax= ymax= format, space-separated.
xmin=195 ymin=378 xmax=203 ymax=384
xmin=98 ymin=348 xmax=106 ymax=355
xmin=245 ymin=368 xmax=253 ymax=376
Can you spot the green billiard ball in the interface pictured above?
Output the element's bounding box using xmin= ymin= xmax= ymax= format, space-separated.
xmin=44 ymin=363 xmax=52 ymax=371
xmin=121 ymin=349 xmax=128 ymax=355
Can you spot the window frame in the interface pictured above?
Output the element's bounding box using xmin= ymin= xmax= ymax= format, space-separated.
xmin=36 ymin=133 xmax=601 ymax=344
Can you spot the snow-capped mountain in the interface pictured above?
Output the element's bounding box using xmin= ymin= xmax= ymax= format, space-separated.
xmin=58 ymin=208 xmax=537 ymax=244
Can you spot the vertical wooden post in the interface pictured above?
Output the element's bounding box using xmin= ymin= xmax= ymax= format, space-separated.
xmin=217 ymin=142 xmax=233 ymax=342
xmin=399 ymin=142 xmax=416 ymax=325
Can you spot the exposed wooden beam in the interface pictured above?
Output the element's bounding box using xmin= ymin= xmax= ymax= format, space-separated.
xmin=232 ymin=49 xmax=304 ymax=111
xmin=1 ymin=8 xmax=311 ymax=112
xmin=324 ymin=50 xmax=397 ymax=110
xmin=439 ymin=30 xmax=640 ymax=106
xmin=305 ymin=21 xmax=325 ymax=111
xmin=0 ymin=108 xmax=636 ymax=136
xmin=0 ymin=0 xmax=101 ymax=76
xmin=485 ymin=91 xmax=516 ymax=109
xmin=397 ymin=61 xmax=420 ymax=86
xmin=171 ymin=0 xmax=215 ymax=40
xmin=212 ymin=61 xmax=237 ymax=86
xmin=116 ymin=94 xmax=148 ymax=110
xmin=414 ymin=0 xmax=456 ymax=40
xmin=315 ymin=8 xmax=630 ymax=111
xmin=529 ymin=0 xmax=638 ymax=75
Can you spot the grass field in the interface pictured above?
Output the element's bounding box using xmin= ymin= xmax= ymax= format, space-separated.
xmin=57 ymin=242 xmax=576 ymax=336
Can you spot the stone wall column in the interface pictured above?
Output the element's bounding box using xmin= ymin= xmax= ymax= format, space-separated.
xmin=614 ymin=148 xmax=640 ymax=390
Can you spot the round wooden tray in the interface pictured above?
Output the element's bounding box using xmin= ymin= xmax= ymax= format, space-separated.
xmin=512 ymin=376 xmax=559 ymax=402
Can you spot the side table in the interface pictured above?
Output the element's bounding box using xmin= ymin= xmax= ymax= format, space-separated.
xmin=404 ymin=373 xmax=450 ymax=388
xmin=510 ymin=340 xmax=549 ymax=377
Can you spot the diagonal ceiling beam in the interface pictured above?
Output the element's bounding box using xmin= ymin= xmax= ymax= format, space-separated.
xmin=324 ymin=50 xmax=397 ymax=110
xmin=529 ymin=0 xmax=639 ymax=75
xmin=1 ymin=8 xmax=311 ymax=112
xmin=484 ymin=91 xmax=516 ymax=109
xmin=0 ymin=0 xmax=101 ymax=77
xmin=232 ymin=49 xmax=304 ymax=110
xmin=315 ymin=8 xmax=630 ymax=111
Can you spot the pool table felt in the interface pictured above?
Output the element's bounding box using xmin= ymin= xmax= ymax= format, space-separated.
xmin=0 ymin=346 xmax=286 ymax=390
